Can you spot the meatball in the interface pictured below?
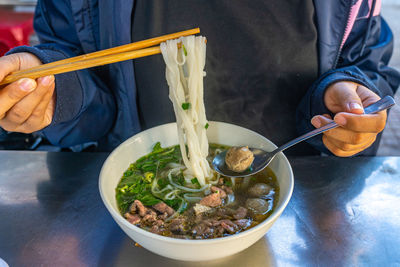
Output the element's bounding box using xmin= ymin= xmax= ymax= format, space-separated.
xmin=245 ymin=198 xmax=270 ymax=214
xmin=248 ymin=183 xmax=272 ymax=197
xmin=225 ymin=146 xmax=254 ymax=172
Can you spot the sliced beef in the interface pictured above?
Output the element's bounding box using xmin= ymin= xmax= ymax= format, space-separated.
xmin=169 ymin=218 xmax=186 ymax=234
xmin=200 ymin=193 xmax=222 ymax=207
xmin=233 ymin=206 xmax=248 ymax=219
xmin=124 ymin=213 xmax=141 ymax=224
xmin=211 ymin=186 xmax=227 ymax=198
xmin=202 ymin=218 xmax=220 ymax=227
xmin=142 ymin=209 xmax=158 ymax=224
xmin=153 ymin=202 xmax=175 ymax=216
xmin=234 ymin=219 xmax=251 ymax=229
xmin=150 ymin=225 xmax=163 ymax=234
xmin=130 ymin=200 xmax=147 ymax=216
xmin=219 ymin=219 xmax=238 ymax=233
xmin=221 ymin=185 xmax=233 ymax=195
xmin=220 ymin=221 xmax=235 ymax=233
xmin=158 ymin=212 xmax=169 ymax=220
xmin=192 ymin=223 xmax=214 ymax=237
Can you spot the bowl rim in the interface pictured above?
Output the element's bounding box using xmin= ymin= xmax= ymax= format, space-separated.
xmin=99 ymin=121 xmax=294 ymax=244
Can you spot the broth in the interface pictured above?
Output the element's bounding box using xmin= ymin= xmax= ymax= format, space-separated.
xmin=116 ymin=143 xmax=279 ymax=239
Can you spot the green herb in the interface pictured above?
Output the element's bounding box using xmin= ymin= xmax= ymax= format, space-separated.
xmin=191 ymin=177 xmax=200 ymax=188
xmin=224 ymin=180 xmax=232 ymax=187
xmin=181 ymin=102 xmax=190 ymax=110
xmin=144 ymin=172 xmax=154 ymax=183
xmin=123 ymin=169 xmax=133 ymax=177
xmin=165 ymin=199 xmax=181 ymax=210
xmin=116 ymin=168 xmax=162 ymax=213
xmin=182 ymin=44 xmax=187 ymax=56
xmin=152 ymin=142 xmax=162 ymax=153
xmin=157 ymin=178 xmax=169 ymax=189
xmin=172 ymin=173 xmax=185 ymax=186
xmin=205 ymin=123 xmax=209 ymax=129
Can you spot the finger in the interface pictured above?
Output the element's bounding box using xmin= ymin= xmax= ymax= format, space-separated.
xmin=4 ymin=75 xmax=54 ymax=124
xmin=334 ymin=111 xmax=386 ymax=133
xmin=0 ymin=54 xmax=22 ymax=81
xmin=15 ymin=84 xmax=55 ymax=133
xmin=324 ymin=134 xmax=376 ymax=152
xmin=325 ymin=82 xmax=364 ymax=114
xmin=0 ymin=78 xmax=36 ymax=119
xmin=322 ymin=126 xmax=376 ymax=145
xmin=356 ymin=85 xmax=380 ymax=108
xmin=312 ymin=114 xmax=376 ymax=144
xmin=322 ymin=135 xmax=375 ymax=157
xmin=311 ymin=114 xmax=333 ymax=128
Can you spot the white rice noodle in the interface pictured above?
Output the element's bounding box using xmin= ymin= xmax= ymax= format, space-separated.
xmin=161 ymin=36 xmax=212 ymax=186
xmin=183 ymin=193 xmax=203 ymax=203
xmin=164 ymin=189 xmax=179 ymax=200
xmin=168 ymin=170 xmax=210 ymax=192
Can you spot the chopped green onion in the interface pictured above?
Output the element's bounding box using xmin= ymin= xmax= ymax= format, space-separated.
xmin=191 ymin=177 xmax=200 ymax=187
xmin=182 ymin=102 xmax=190 ymax=110
xmin=182 ymin=44 xmax=187 ymax=56
xmin=205 ymin=123 xmax=209 ymax=129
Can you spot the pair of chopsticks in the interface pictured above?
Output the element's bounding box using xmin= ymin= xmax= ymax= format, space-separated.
xmin=0 ymin=28 xmax=200 ymax=86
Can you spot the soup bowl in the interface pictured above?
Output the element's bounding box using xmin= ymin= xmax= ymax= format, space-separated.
xmin=99 ymin=121 xmax=294 ymax=261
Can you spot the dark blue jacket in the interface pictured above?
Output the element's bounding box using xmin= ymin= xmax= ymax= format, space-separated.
xmin=10 ymin=0 xmax=400 ymax=153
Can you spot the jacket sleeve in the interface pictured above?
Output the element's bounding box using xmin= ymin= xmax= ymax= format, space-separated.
xmin=297 ymin=14 xmax=400 ymax=155
xmin=7 ymin=0 xmax=116 ymax=148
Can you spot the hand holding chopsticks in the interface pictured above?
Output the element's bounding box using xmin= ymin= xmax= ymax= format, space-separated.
xmin=0 ymin=28 xmax=201 ymax=86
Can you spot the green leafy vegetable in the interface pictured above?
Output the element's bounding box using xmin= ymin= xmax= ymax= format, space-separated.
xmin=165 ymin=199 xmax=182 ymax=211
xmin=157 ymin=178 xmax=169 ymax=189
xmin=116 ymin=143 xmax=185 ymax=213
xmin=205 ymin=123 xmax=209 ymax=129
xmin=181 ymin=102 xmax=190 ymax=110
xmin=152 ymin=142 xmax=163 ymax=153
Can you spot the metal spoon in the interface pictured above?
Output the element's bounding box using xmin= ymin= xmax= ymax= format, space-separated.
xmin=212 ymin=95 xmax=396 ymax=178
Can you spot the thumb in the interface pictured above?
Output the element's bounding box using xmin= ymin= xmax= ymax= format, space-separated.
xmin=329 ymin=82 xmax=365 ymax=114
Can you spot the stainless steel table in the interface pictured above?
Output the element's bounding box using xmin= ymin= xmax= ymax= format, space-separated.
xmin=0 ymin=151 xmax=399 ymax=267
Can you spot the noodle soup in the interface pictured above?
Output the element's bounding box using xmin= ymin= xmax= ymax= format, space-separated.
xmin=116 ymin=143 xmax=279 ymax=239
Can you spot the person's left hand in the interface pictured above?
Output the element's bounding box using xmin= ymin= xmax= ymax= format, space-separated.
xmin=310 ymin=81 xmax=387 ymax=157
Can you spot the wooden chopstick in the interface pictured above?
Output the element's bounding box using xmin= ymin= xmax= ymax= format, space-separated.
xmin=0 ymin=28 xmax=200 ymax=86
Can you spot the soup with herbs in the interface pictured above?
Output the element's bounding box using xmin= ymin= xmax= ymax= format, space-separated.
xmin=116 ymin=143 xmax=279 ymax=239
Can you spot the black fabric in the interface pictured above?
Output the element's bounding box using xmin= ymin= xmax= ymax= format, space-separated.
xmin=132 ymin=0 xmax=319 ymax=155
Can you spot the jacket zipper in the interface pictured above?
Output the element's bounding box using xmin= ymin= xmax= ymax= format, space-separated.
xmin=333 ymin=1 xmax=353 ymax=69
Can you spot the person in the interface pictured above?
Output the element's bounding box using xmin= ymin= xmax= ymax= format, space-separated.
xmin=0 ymin=0 xmax=398 ymax=156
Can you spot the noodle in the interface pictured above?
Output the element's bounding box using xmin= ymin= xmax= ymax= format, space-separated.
xmin=161 ymin=36 xmax=212 ymax=186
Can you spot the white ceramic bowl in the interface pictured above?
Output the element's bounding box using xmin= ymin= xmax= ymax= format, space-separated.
xmin=99 ymin=121 xmax=294 ymax=261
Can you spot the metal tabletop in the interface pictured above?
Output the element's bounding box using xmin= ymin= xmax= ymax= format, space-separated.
xmin=0 ymin=151 xmax=399 ymax=267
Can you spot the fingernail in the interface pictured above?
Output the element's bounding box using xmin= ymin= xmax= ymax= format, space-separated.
xmin=18 ymin=78 xmax=36 ymax=92
xmin=335 ymin=115 xmax=347 ymax=126
xmin=349 ymin=102 xmax=364 ymax=111
xmin=41 ymin=75 xmax=54 ymax=86
xmin=311 ymin=117 xmax=321 ymax=128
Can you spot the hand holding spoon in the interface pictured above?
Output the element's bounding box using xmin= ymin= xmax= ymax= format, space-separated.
xmin=212 ymin=95 xmax=396 ymax=178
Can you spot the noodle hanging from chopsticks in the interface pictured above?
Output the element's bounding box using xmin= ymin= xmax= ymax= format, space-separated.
xmin=160 ymin=36 xmax=211 ymax=186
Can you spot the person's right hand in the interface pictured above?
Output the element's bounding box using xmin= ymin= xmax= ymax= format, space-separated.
xmin=0 ymin=52 xmax=55 ymax=133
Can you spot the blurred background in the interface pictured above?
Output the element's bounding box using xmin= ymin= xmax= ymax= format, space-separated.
xmin=0 ymin=0 xmax=398 ymax=154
